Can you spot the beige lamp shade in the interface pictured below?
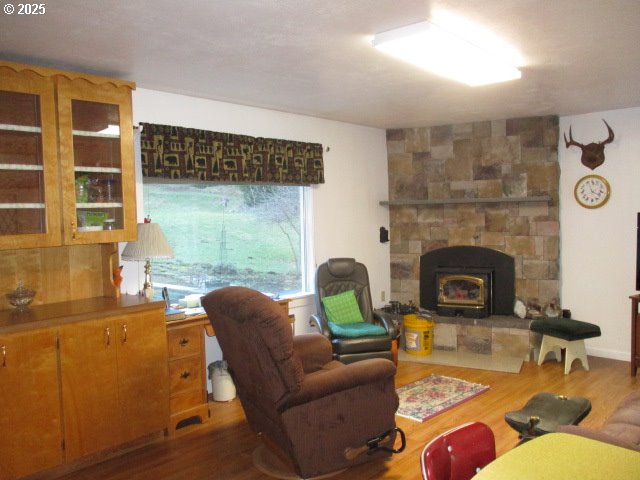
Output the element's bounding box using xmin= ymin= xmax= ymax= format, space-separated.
xmin=121 ymin=222 xmax=174 ymax=299
xmin=121 ymin=222 xmax=174 ymax=261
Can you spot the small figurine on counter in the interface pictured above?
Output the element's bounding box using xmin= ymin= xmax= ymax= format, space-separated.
xmin=113 ymin=265 xmax=123 ymax=296
xmin=543 ymin=300 xmax=562 ymax=318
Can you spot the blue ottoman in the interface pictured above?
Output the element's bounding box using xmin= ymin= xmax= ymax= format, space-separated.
xmin=530 ymin=318 xmax=601 ymax=374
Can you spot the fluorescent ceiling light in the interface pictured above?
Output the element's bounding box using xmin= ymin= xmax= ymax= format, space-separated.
xmin=372 ymin=21 xmax=521 ymax=86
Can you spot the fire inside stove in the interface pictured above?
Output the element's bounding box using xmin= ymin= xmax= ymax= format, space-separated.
xmin=435 ymin=268 xmax=493 ymax=318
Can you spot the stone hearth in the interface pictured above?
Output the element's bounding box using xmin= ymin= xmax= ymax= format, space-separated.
xmin=432 ymin=315 xmax=541 ymax=361
xmin=387 ymin=115 xmax=560 ymax=311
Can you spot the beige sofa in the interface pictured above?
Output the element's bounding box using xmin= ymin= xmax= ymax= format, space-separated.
xmin=558 ymin=390 xmax=640 ymax=451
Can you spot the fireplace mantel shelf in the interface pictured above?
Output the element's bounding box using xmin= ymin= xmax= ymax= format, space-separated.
xmin=379 ymin=195 xmax=551 ymax=206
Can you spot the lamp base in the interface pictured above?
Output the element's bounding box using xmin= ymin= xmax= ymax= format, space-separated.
xmin=143 ymin=259 xmax=154 ymax=299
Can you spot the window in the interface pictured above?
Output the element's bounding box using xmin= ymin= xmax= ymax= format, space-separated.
xmin=143 ymin=182 xmax=310 ymax=303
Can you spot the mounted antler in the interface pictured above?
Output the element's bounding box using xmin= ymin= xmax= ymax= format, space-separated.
xmin=563 ymin=127 xmax=582 ymax=149
xmin=564 ymin=119 xmax=615 ymax=170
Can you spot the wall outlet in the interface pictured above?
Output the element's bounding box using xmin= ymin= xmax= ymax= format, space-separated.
xmin=381 ymin=290 xmax=386 ymax=302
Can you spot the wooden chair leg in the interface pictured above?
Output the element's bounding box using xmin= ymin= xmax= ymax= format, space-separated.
xmin=391 ymin=339 xmax=398 ymax=366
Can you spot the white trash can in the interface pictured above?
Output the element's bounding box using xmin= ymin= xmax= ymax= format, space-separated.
xmin=208 ymin=360 xmax=236 ymax=402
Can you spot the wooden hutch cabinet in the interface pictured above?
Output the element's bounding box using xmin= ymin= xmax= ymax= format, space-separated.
xmin=0 ymin=61 xmax=137 ymax=250
xmin=0 ymin=61 xmax=168 ymax=480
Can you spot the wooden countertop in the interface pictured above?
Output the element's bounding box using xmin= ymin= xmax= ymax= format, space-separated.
xmin=0 ymin=295 xmax=165 ymax=334
xmin=165 ymin=313 xmax=214 ymax=336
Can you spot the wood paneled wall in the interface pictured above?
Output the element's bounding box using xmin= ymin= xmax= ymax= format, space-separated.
xmin=0 ymin=243 xmax=118 ymax=308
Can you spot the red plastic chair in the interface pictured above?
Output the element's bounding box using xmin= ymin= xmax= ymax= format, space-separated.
xmin=420 ymin=422 xmax=496 ymax=480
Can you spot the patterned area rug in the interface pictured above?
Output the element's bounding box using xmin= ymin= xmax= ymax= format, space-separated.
xmin=396 ymin=374 xmax=489 ymax=422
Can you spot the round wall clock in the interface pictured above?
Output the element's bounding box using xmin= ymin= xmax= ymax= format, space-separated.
xmin=574 ymin=174 xmax=611 ymax=209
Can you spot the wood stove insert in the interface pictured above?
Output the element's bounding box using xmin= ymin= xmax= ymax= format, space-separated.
xmin=421 ymin=246 xmax=515 ymax=317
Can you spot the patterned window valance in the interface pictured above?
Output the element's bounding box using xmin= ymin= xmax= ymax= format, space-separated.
xmin=140 ymin=122 xmax=324 ymax=185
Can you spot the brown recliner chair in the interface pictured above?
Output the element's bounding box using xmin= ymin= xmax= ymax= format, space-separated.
xmin=202 ymin=286 xmax=403 ymax=479
xmin=310 ymin=258 xmax=398 ymax=364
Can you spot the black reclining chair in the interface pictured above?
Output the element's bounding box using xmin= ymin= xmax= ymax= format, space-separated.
xmin=310 ymin=258 xmax=398 ymax=364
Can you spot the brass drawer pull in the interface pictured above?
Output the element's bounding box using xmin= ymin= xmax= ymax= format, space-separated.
xmin=180 ymin=371 xmax=191 ymax=379
xmin=1 ymin=345 xmax=5 ymax=367
xmin=179 ymin=338 xmax=190 ymax=347
xmin=121 ymin=323 xmax=128 ymax=343
xmin=105 ymin=327 xmax=111 ymax=346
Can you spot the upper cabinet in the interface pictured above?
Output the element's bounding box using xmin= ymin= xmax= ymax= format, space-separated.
xmin=57 ymin=76 xmax=137 ymax=245
xmin=0 ymin=61 xmax=137 ymax=250
xmin=0 ymin=65 xmax=61 ymax=249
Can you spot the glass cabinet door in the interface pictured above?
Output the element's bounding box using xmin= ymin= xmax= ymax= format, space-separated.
xmin=0 ymin=67 xmax=61 ymax=249
xmin=57 ymin=78 xmax=136 ymax=244
xmin=72 ymin=100 xmax=124 ymax=231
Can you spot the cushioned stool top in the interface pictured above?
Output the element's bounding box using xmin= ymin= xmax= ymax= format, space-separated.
xmin=530 ymin=318 xmax=601 ymax=341
xmin=505 ymin=392 xmax=592 ymax=437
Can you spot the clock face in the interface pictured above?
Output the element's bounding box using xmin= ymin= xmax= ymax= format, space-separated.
xmin=574 ymin=174 xmax=611 ymax=209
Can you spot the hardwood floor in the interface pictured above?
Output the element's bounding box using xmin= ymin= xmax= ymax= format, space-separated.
xmin=54 ymin=356 xmax=638 ymax=480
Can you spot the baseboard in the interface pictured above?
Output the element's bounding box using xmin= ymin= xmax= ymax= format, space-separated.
xmin=586 ymin=346 xmax=629 ymax=361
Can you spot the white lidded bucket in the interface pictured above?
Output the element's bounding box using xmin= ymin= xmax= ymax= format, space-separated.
xmin=208 ymin=360 xmax=236 ymax=402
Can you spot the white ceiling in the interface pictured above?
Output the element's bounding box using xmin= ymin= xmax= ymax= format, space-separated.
xmin=1 ymin=0 xmax=639 ymax=129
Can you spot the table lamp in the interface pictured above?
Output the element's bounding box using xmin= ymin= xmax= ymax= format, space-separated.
xmin=121 ymin=221 xmax=174 ymax=299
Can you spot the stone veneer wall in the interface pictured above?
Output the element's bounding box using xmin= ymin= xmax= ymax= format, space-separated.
xmin=387 ymin=115 xmax=560 ymax=311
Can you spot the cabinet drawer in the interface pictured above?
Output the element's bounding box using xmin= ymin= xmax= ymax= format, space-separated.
xmin=170 ymin=389 xmax=207 ymax=413
xmin=167 ymin=326 xmax=201 ymax=358
xmin=169 ymin=356 xmax=202 ymax=394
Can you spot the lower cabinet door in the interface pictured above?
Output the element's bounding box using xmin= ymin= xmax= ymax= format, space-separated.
xmin=59 ymin=309 xmax=169 ymax=461
xmin=59 ymin=318 xmax=121 ymax=461
xmin=116 ymin=309 xmax=169 ymax=441
xmin=0 ymin=329 xmax=63 ymax=479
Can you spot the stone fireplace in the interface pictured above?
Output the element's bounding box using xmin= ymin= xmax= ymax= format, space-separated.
xmin=386 ymin=115 xmax=560 ymax=312
xmin=385 ymin=116 xmax=558 ymax=360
